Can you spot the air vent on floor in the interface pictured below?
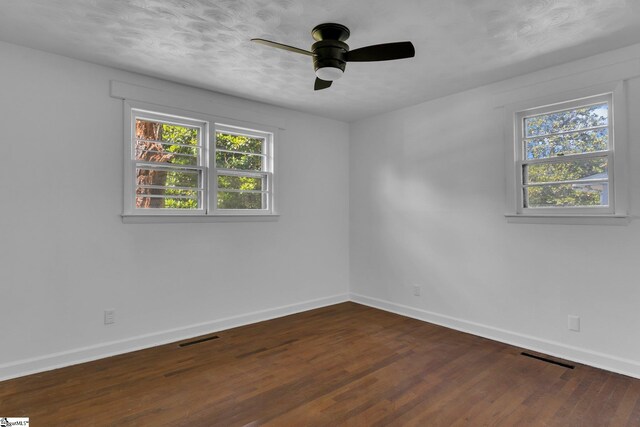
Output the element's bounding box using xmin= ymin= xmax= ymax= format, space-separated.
xmin=521 ymin=352 xmax=575 ymax=369
xmin=178 ymin=335 xmax=220 ymax=348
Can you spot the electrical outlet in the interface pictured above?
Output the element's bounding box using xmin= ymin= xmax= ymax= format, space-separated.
xmin=568 ymin=315 xmax=580 ymax=332
xmin=413 ymin=285 xmax=421 ymax=296
xmin=104 ymin=309 xmax=116 ymax=325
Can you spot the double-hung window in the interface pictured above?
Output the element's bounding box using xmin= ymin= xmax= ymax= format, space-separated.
xmin=130 ymin=110 xmax=206 ymax=212
xmin=124 ymin=104 xmax=275 ymax=218
xmin=515 ymin=94 xmax=614 ymax=215
xmin=215 ymin=125 xmax=273 ymax=212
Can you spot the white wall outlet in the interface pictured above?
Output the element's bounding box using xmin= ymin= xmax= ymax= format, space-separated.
xmin=413 ymin=285 xmax=421 ymax=296
xmin=568 ymin=315 xmax=580 ymax=332
xmin=104 ymin=309 xmax=116 ymax=325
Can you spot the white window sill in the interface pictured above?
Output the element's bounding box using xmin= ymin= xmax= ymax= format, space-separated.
xmin=504 ymin=214 xmax=630 ymax=226
xmin=122 ymin=214 xmax=280 ymax=224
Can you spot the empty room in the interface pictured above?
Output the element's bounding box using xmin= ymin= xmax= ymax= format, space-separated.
xmin=1 ymin=0 xmax=640 ymax=425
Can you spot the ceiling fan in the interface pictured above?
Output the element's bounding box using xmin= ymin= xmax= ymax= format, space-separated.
xmin=251 ymin=23 xmax=415 ymax=90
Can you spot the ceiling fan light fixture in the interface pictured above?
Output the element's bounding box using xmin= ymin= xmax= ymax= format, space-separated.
xmin=315 ymin=66 xmax=344 ymax=81
xmin=251 ymin=23 xmax=415 ymax=91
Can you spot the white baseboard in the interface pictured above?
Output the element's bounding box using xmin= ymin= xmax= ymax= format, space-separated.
xmin=4 ymin=292 xmax=638 ymax=382
xmin=350 ymin=293 xmax=640 ymax=379
xmin=0 ymin=293 xmax=349 ymax=382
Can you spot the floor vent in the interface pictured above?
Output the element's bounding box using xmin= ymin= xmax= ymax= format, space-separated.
xmin=179 ymin=335 xmax=220 ymax=348
xmin=521 ymin=352 xmax=575 ymax=369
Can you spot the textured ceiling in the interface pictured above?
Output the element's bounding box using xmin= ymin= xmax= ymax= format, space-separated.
xmin=2 ymin=0 xmax=640 ymax=121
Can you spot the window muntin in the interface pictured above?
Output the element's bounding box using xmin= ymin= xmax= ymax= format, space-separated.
xmin=516 ymin=94 xmax=613 ymax=213
xmin=125 ymin=106 xmax=275 ymax=216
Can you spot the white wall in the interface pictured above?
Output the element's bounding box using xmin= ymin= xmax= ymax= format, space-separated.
xmin=0 ymin=41 xmax=350 ymax=379
xmin=350 ymin=43 xmax=640 ymax=378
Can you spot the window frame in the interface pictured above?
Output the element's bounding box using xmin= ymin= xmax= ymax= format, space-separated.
xmin=123 ymin=101 xmax=276 ymax=219
xmin=515 ymin=93 xmax=614 ymax=215
xmin=125 ymin=107 xmax=209 ymax=216
xmin=212 ymin=123 xmax=274 ymax=216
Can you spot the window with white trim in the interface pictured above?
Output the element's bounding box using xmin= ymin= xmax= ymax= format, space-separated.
xmin=515 ymin=94 xmax=614 ymax=215
xmin=124 ymin=105 xmax=275 ymax=217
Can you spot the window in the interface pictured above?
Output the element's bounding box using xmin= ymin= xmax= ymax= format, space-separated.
xmin=124 ymin=104 xmax=275 ymax=218
xmin=215 ymin=125 xmax=273 ymax=212
xmin=131 ymin=110 xmax=206 ymax=212
xmin=515 ymin=94 xmax=614 ymax=215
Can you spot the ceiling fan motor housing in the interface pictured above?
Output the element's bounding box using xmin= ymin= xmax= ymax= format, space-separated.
xmin=312 ymin=40 xmax=349 ymax=76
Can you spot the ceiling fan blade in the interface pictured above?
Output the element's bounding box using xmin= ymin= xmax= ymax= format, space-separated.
xmin=251 ymin=38 xmax=313 ymax=56
xmin=314 ymin=78 xmax=332 ymax=91
xmin=346 ymin=41 xmax=415 ymax=62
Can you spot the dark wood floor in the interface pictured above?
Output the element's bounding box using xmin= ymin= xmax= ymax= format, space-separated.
xmin=1 ymin=302 xmax=639 ymax=426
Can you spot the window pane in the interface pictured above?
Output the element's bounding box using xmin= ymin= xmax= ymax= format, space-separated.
xmin=525 ymin=183 xmax=609 ymax=208
xmin=217 ymin=191 xmax=264 ymax=209
xmin=217 ymin=175 xmax=264 ymax=191
xmin=524 ymin=103 xmax=608 ymax=138
xmin=524 ymin=157 xmax=608 ymax=184
xmin=136 ymin=167 xmax=201 ymax=209
xmin=216 ymin=132 xmax=264 ymax=154
xmin=524 ymin=128 xmax=608 ymax=159
xmin=136 ymin=167 xmax=201 ymax=188
xmin=135 ymin=194 xmax=200 ymax=209
xmin=135 ymin=120 xmax=200 ymax=165
xmin=216 ymin=151 xmax=263 ymax=171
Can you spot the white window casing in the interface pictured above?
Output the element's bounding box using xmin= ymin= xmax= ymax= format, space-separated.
xmin=122 ymin=100 xmax=277 ymax=222
xmin=503 ymin=80 xmax=630 ymax=225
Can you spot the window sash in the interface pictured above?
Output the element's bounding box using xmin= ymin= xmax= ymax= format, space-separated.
xmin=517 ymin=154 xmax=613 ymax=214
